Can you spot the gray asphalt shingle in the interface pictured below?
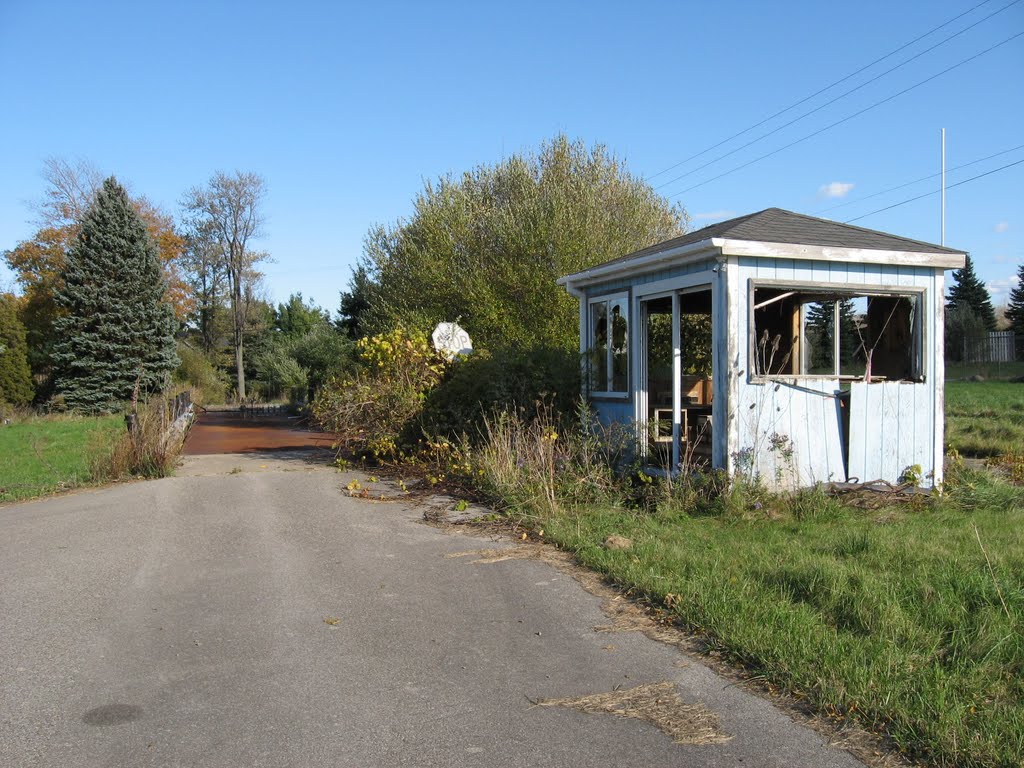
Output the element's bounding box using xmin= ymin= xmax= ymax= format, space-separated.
xmin=586 ymin=208 xmax=965 ymax=273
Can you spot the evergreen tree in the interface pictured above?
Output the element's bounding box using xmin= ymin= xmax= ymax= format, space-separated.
xmin=805 ymin=299 xmax=859 ymax=371
xmin=275 ymin=292 xmax=329 ymax=338
xmin=947 ymin=255 xmax=996 ymax=331
xmin=51 ymin=178 xmax=178 ymax=413
xmin=0 ymin=294 xmax=34 ymax=406
xmin=337 ymin=264 xmax=372 ymax=339
xmin=1005 ymin=263 xmax=1024 ymax=335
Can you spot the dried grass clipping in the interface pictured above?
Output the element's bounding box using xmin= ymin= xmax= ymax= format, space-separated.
xmin=536 ymin=681 xmax=730 ymax=745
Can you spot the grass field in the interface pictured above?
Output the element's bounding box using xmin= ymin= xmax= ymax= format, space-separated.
xmin=541 ymin=471 xmax=1024 ymax=767
xmin=0 ymin=415 xmax=122 ymax=503
xmin=946 ymin=381 xmax=1024 ymax=457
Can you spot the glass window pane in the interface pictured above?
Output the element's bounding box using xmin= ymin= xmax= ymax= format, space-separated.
xmin=590 ymin=301 xmax=608 ymax=391
xmin=610 ymin=299 xmax=628 ymax=392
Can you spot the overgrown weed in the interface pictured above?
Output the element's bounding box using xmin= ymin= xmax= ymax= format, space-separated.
xmin=92 ymin=388 xmax=193 ymax=480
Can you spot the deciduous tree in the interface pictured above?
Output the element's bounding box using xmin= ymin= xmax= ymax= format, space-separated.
xmin=275 ymin=293 xmax=329 ymax=338
xmin=182 ymin=171 xmax=267 ymax=400
xmin=361 ymin=135 xmax=687 ymax=352
xmin=51 ymin=178 xmax=178 ymax=413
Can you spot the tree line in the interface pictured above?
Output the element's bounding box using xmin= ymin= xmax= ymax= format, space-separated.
xmin=1 ymin=159 xmax=349 ymax=412
xmin=2 ymin=136 xmax=1020 ymax=413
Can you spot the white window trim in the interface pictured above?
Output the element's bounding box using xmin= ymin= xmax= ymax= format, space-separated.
xmin=588 ymin=292 xmax=630 ymax=398
xmin=747 ymin=280 xmax=927 ymax=383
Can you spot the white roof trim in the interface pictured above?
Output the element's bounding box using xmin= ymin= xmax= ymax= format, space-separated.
xmin=557 ymin=239 xmax=717 ymax=287
xmin=714 ymin=238 xmax=966 ymax=269
xmin=558 ymin=237 xmax=966 ymax=289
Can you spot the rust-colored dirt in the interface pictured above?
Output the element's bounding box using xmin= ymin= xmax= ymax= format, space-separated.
xmin=183 ymin=410 xmax=335 ymax=455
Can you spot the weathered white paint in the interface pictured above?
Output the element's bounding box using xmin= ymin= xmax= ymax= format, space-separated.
xmin=728 ymin=258 xmax=942 ymax=488
xmin=734 ymin=378 xmax=845 ymax=488
xmin=848 ymin=382 xmax=936 ymax=484
xmin=558 ymin=237 xmax=964 ymax=290
xmin=932 ymin=272 xmax=946 ymax=486
xmin=716 ymin=238 xmax=965 ymax=269
xmin=575 ymin=250 xmax=952 ymax=490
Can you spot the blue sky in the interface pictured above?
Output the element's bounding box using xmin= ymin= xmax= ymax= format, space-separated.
xmin=1 ymin=0 xmax=1022 ymax=312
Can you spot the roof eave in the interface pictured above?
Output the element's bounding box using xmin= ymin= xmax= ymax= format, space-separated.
xmin=557 ymin=239 xmax=720 ymax=289
xmin=715 ymin=238 xmax=967 ymax=268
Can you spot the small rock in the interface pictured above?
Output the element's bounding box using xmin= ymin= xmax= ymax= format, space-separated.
xmin=604 ymin=535 xmax=633 ymax=551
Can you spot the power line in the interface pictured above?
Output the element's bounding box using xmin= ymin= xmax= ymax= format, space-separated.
xmin=653 ymin=0 xmax=1022 ymax=192
xmin=667 ymin=30 xmax=1024 ymax=199
xmin=816 ymin=143 xmax=1024 ymax=214
xmin=643 ymin=0 xmax=998 ymax=183
xmin=844 ymin=157 xmax=1024 ymax=223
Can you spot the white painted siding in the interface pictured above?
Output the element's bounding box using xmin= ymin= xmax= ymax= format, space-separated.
xmin=732 ymin=258 xmax=942 ymax=489
xmin=734 ymin=379 xmax=845 ymax=487
xmin=847 ymin=381 xmax=935 ymax=484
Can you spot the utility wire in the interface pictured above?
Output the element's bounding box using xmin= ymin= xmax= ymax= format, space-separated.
xmin=667 ymin=30 xmax=1024 ymax=199
xmin=644 ymin=0 xmax=998 ymax=182
xmin=653 ymin=0 xmax=1021 ymax=192
xmin=844 ymin=157 xmax=1024 ymax=223
xmin=816 ymin=143 xmax=1024 ymax=214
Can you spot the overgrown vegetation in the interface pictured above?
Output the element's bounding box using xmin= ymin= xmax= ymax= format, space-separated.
xmin=312 ymin=327 xmax=446 ymax=459
xmin=355 ymin=134 xmax=688 ymax=352
xmin=94 ymin=389 xmax=193 ymax=480
xmin=412 ymin=403 xmax=1022 ymax=768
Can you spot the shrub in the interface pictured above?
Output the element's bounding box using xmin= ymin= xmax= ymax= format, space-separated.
xmin=174 ymin=343 xmax=229 ymax=404
xmin=420 ymin=346 xmax=581 ymax=440
xmin=468 ymin=400 xmax=632 ymax=518
xmin=311 ymin=327 xmax=445 ymax=459
xmin=253 ymin=345 xmax=308 ymax=403
xmin=288 ymin=326 xmax=355 ymax=399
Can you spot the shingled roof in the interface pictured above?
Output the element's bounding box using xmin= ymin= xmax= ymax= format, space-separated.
xmin=588 ymin=207 xmax=965 ymax=272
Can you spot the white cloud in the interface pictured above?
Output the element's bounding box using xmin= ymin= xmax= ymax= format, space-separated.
xmin=693 ymin=210 xmax=736 ymax=221
xmin=995 ymin=221 xmax=1009 ymax=233
xmin=818 ymin=181 xmax=855 ymax=199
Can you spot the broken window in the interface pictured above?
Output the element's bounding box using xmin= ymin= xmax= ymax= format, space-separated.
xmin=589 ymin=294 xmax=629 ymax=394
xmin=751 ymin=284 xmax=922 ymax=381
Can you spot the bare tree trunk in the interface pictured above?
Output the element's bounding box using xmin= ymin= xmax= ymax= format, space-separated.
xmin=232 ymin=277 xmax=246 ymax=400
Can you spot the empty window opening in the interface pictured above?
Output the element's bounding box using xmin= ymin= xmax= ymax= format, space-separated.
xmin=644 ymin=289 xmax=713 ymax=464
xmin=751 ymin=285 xmax=922 ymax=381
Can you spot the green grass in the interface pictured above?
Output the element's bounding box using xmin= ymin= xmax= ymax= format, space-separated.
xmin=0 ymin=415 xmax=122 ymax=502
xmin=539 ymin=474 xmax=1024 ymax=767
xmin=946 ymin=381 xmax=1024 ymax=457
xmin=946 ymin=360 xmax=1024 ymax=381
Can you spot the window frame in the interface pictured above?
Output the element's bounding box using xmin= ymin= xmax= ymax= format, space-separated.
xmin=587 ymin=291 xmax=630 ymax=398
xmin=747 ymin=279 xmax=926 ymax=383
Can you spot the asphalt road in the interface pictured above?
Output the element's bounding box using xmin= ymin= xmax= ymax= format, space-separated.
xmin=0 ymin=452 xmax=866 ymax=768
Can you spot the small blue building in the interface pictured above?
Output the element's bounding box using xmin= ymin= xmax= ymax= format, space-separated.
xmin=558 ymin=208 xmax=966 ymax=489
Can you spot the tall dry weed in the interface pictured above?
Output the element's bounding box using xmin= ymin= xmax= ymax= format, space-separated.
xmin=92 ymin=389 xmax=193 ymax=480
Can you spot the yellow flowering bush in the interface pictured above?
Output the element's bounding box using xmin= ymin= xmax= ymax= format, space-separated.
xmin=312 ymin=327 xmax=447 ymax=461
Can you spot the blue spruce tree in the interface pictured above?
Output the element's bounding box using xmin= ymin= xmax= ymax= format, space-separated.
xmin=52 ymin=177 xmax=178 ymax=413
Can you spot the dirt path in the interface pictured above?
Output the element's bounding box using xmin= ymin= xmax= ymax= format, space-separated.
xmin=183 ymin=408 xmax=335 ymax=455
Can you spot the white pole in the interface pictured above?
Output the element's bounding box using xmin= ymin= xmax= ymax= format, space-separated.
xmin=941 ymin=128 xmax=946 ymax=246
